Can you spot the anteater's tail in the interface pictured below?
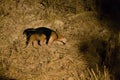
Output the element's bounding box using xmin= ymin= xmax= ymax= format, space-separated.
xmin=23 ymin=28 xmax=35 ymax=37
xmin=23 ymin=28 xmax=34 ymax=34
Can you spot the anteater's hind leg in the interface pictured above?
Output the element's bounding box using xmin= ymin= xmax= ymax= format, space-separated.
xmin=24 ymin=36 xmax=30 ymax=48
xmin=32 ymin=41 xmax=38 ymax=48
xmin=25 ymin=35 xmax=36 ymax=48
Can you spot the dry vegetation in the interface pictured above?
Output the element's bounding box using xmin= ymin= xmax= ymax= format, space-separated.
xmin=0 ymin=0 xmax=120 ymax=80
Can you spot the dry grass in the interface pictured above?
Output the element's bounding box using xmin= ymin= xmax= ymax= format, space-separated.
xmin=80 ymin=65 xmax=111 ymax=80
xmin=87 ymin=66 xmax=110 ymax=80
xmin=0 ymin=0 xmax=119 ymax=80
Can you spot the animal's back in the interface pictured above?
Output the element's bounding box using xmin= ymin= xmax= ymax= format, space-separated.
xmin=35 ymin=27 xmax=58 ymax=43
xmin=35 ymin=27 xmax=53 ymax=36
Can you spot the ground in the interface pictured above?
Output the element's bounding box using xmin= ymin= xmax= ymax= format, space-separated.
xmin=0 ymin=0 xmax=119 ymax=80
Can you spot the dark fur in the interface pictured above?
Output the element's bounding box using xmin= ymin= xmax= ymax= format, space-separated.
xmin=35 ymin=27 xmax=58 ymax=44
xmin=23 ymin=28 xmax=35 ymax=37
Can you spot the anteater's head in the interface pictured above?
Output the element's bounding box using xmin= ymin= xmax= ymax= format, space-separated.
xmin=57 ymin=34 xmax=67 ymax=45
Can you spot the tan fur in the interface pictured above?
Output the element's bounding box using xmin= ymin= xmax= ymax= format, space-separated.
xmin=57 ymin=34 xmax=67 ymax=44
xmin=48 ymin=32 xmax=67 ymax=45
xmin=28 ymin=32 xmax=67 ymax=46
xmin=28 ymin=34 xmax=46 ymax=47
xmin=48 ymin=31 xmax=58 ymax=45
